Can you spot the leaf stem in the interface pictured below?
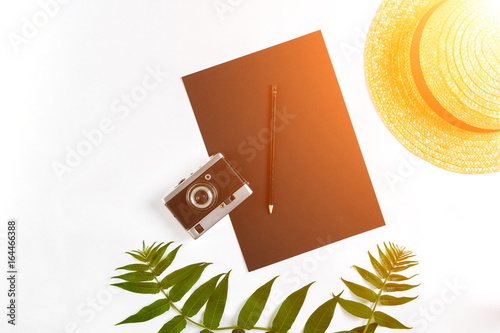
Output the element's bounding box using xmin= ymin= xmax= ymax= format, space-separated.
xmin=362 ymin=273 xmax=390 ymax=333
xmin=147 ymin=260 xmax=272 ymax=332
xmin=151 ymin=268 xmax=209 ymax=330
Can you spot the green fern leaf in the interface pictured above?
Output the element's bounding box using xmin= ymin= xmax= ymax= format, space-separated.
xmin=271 ymin=282 xmax=313 ymax=333
xmin=158 ymin=315 xmax=186 ymax=333
xmin=170 ymin=263 xmax=211 ymax=302
xmin=112 ymin=271 xmax=155 ymax=282
xmin=339 ymin=243 xmax=419 ymax=333
xmin=125 ymin=251 xmax=147 ymax=263
xmin=393 ymin=263 xmax=419 ymax=272
xmin=337 ymin=298 xmax=371 ymax=319
xmin=379 ymin=295 xmax=418 ymax=306
xmin=341 ymin=278 xmax=377 ymax=303
xmin=387 ymin=273 xmax=418 ymax=282
xmin=377 ymin=245 xmax=392 ymax=270
xmin=303 ymin=297 xmax=338 ymax=333
xmin=146 ymin=242 xmax=164 ymax=262
xmin=115 ymin=263 xmax=150 ymax=272
xmin=203 ymin=272 xmax=230 ymax=329
xmin=352 ymin=266 xmax=383 ymax=289
xmin=396 ymin=260 xmax=418 ymax=266
xmin=383 ymin=243 xmax=396 ymax=266
xmin=154 ymin=245 xmax=182 ymax=276
xmin=151 ymin=242 xmax=173 ymax=267
xmin=373 ymin=311 xmax=410 ymax=329
xmin=143 ymin=242 xmax=156 ymax=258
xmin=182 ymin=274 xmax=223 ymax=317
xmin=116 ymin=299 xmax=170 ymax=325
xmin=383 ymin=282 xmax=419 ymax=292
xmin=160 ymin=263 xmax=205 ymax=290
xmin=237 ymin=276 xmax=278 ymax=329
xmin=368 ymin=251 xmax=388 ymax=278
xmin=111 ymin=282 xmax=160 ymax=294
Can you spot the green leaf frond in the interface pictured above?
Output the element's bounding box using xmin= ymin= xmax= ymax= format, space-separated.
xmin=339 ymin=242 xmax=419 ymax=332
xmin=112 ymin=241 xmax=419 ymax=333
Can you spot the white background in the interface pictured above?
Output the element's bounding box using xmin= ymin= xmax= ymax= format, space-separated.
xmin=1 ymin=1 xmax=500 ymax=332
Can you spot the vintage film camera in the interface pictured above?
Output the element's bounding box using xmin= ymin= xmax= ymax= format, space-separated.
xmin=163 ymin=153 xmax=252 ymax=239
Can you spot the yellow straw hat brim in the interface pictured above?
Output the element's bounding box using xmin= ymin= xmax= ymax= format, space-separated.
xmin=366 ymin=0 xmax=500 ymax=174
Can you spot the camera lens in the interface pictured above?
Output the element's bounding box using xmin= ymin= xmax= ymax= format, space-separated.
xmin=188 ymin=183 xmax=217 ymax=210
xmin=194 ymin=190 xmax=209 ymax=205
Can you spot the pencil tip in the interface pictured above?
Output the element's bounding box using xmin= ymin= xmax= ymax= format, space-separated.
xmin=269 ymin=205 xmax=274 ymax=214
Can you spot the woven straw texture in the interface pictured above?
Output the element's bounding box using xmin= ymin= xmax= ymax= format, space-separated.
xmin=366 ymin=0 xmax=500 ymax=173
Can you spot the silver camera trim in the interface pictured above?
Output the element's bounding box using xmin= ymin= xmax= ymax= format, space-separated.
xmin=187 ymin=184 xmax=252 ymax=239
xmin=163 ymin=153 xmax=224 ymax=205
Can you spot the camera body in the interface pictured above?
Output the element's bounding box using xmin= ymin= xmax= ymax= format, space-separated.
xmin=163 ymin=153 xmax=252 ymax=239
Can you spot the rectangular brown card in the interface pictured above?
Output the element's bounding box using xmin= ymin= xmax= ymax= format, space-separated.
xmin=182 ymin=31 xmax=385 ymax=271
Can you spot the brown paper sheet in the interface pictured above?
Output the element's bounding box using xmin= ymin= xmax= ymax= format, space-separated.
xmin=182 ymin=31 xmax=385 ymax=271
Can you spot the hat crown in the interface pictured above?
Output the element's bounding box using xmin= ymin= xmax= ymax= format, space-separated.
xmin=419 ymin=0 xmax=500 ymax=130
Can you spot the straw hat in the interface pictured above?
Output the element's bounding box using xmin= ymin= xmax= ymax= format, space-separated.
xmin=366 ymin=0 xmax=500 ymax=173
